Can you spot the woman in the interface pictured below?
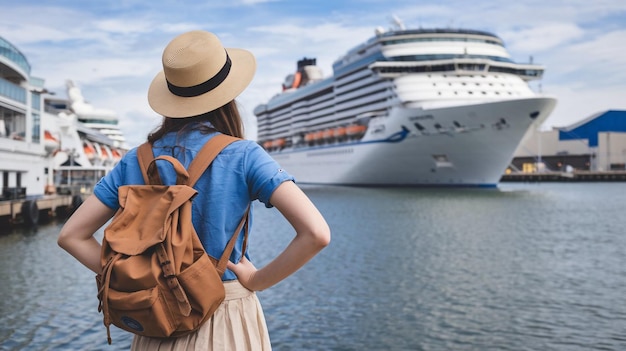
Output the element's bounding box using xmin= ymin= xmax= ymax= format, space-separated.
xmin=58 ymin=30 xmax=330 ymax=350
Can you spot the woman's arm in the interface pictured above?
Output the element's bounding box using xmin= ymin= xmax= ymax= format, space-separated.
xmin=228 ymin=181 xmax=331 ymax=291
xmin=57 ymin=194 xmax=116 ymax=274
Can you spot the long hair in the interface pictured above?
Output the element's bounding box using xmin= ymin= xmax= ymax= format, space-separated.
xmin=147 ymin=100 xmax=244 ymax=144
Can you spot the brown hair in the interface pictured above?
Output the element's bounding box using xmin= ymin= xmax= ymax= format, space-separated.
xmin=147 ymin=100 xmax=245 ymax=144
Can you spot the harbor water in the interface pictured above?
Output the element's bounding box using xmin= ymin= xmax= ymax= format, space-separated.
xmin=1 ymin=182 xmax=625 ymax=350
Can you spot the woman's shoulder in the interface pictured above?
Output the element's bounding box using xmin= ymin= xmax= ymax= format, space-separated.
xmin=220 ymin=136 xmax=263 ymax=154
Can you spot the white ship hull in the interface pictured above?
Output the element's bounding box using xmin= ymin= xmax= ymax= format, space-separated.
xmin=270 ymin=97 xmax=556 ymax=187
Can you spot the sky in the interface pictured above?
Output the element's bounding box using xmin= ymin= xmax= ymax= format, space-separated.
xmin=2 ymin=0 xmax=626 ymax=148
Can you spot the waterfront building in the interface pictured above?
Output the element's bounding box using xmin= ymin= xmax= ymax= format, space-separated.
xmin=0 ymin=36 xmax=48 ymax=198
xmin=511 ymin=110 xmax=626 ymax=172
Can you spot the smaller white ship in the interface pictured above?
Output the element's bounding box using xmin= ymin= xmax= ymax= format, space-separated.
xmin=65 ymin=80 xmax=129 ymax=150
xmin=43 ymin=82 xmax=128 ymax=194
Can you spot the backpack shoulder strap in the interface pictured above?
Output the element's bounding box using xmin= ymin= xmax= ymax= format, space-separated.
xmin=136 ymin=134 xmax=239 ymax=186
xmin=186 ymin=134 xmax=240 ymax=187
xmin=137 ymin=142 xmax=155 ymax=185
xmin=186 ymin=134 xmax=249 ymax=275
xmin=216 ymin=203 xmax=250 ymax=276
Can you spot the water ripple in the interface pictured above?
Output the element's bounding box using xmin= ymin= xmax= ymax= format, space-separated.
xmin=2 ymin=183 xmax=626 ymax=350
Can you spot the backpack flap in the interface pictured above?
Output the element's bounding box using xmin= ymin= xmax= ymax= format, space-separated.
xmin=106 ymin=184 xmax=198 ymax=255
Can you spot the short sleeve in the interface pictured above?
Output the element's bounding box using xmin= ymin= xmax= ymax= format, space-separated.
xmin=244 ymin=143 xmax=294 ymax=207
xmin=93 ymin=167 xmax=123 ymax=210
xmin=93 ymin=148 xmax=142 ymax=210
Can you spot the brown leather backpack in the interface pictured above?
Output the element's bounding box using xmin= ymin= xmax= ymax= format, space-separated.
xmin=96 ymin=134 xmax=248 ymax=344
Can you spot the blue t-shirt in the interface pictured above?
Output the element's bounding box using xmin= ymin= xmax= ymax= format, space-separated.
xmin=94 ymin=129 xmax=294 ymax=280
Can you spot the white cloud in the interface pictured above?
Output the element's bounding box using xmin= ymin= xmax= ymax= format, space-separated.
xmin=3 ymin=0 xmax=625 ymax=147
xmin=503 ymin=23 xmax=585 ymax=53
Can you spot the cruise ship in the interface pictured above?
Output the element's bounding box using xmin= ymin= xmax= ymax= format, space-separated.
xmin=254 ymin=20 xmax=557 ymax=187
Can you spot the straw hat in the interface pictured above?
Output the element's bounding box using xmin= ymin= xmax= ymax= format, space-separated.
xmin=148 ymin=30 xmax=256 ymax=118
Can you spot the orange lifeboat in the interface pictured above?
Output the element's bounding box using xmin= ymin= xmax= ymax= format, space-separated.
xmin=272 ymin=138 xmax=286 ymax=149
xmin=313 ymin=130 xmax=324 ymax=144
xmin=333 ymin=126 xmax=347 ymax=140
xmin=322 ymin=129 xmax=334 ymax=141
xmin=44 ymin=130 xmax=59 ymax=153
xmin=100 ymin=145 xmax=110 ymax=160
xmin=346 ymin=124 xmax=367 ymax=139
xmin=263 ymin=140 xmax=272 ymax=150
xmin=111 ymin=148 xmax=123 ymax=161
xmin=304 ymin=133 xmax=316 ymax=145
xmin=83 ymin=141 xmax=96 ymax=160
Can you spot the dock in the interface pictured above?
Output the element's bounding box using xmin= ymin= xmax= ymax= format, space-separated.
xmin=0 ymin=193 xmax=83 ymax=227
xmin=501 ymin=170 xmax=626 ymax=182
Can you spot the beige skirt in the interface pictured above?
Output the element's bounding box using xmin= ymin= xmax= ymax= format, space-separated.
xmin=131 ymin=281 xmax=272 ymax=351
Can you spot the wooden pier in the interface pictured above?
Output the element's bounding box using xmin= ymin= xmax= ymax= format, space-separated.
xmin=0 ymin=194 xmax=83 ymax=227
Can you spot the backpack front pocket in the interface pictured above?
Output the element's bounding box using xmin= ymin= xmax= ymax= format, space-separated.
xmin=107 ymin=287 xmax=177 ymax=337
xmin=178 ymin=254 xmax=225 ymax=315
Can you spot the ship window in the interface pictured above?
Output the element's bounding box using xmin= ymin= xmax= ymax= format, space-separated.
xmin=414 ymin=123 xmax=425 ymax=131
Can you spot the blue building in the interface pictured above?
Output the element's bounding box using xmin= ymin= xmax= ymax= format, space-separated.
xmin=558 ymin=110 xmax=626 ymax=148
xmin=512 ymin=110 xmax=626 ymax=172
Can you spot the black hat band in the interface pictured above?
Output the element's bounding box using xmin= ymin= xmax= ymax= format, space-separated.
xmin=166 ymin=53 xmax=232 ymax=97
